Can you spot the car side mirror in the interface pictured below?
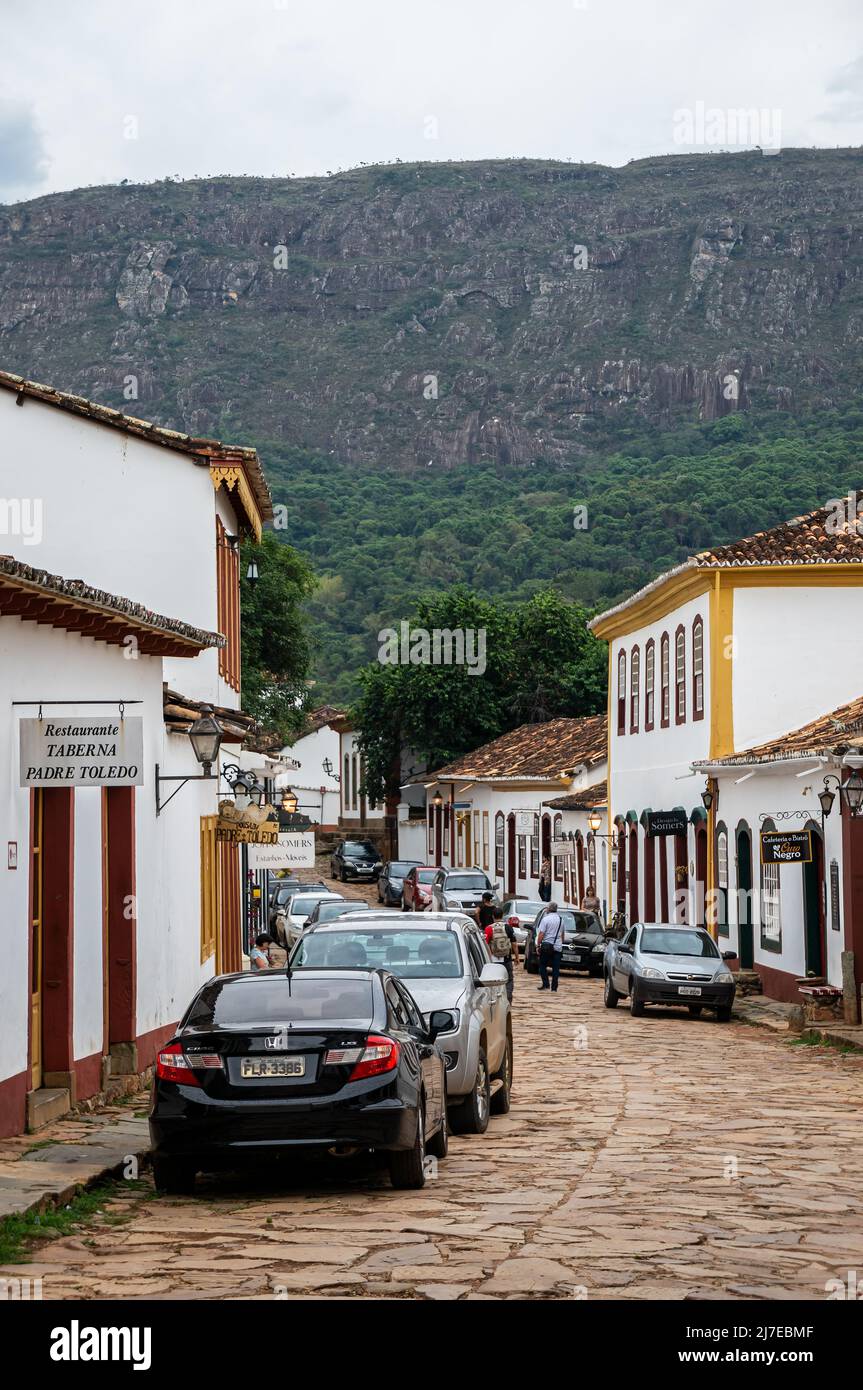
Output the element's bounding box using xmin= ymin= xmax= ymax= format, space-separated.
xmin=479 ymin=962 xmax=508 ymax=986
xmin=426 ymin=1009 xmax=456 ymax=1040
xmin=721 ymin=951 xmax=737 ymax=961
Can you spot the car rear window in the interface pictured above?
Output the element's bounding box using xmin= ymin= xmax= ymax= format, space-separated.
xmin=295 ymin=929 xmax=463 ymax=979
xmin=417 ymin=868 xmax=436 ymax=883
xmin=389 ymin=862 xmax=417 ymax=875
xmin=641 ymin=929 xmax=719 ymax=958
xmin=290 ymin=895 xmax=330 ymax=913
xmin=183 ymin=976 xmax=375 ymax=1027
xmin=446 ymin=873 xmax=487 ymax=890
xmin=316 ymin=901 xmax=370 ymax=920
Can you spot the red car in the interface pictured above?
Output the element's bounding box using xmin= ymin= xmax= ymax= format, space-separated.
xmin=402 ymin=865 xmax=437 ymax=912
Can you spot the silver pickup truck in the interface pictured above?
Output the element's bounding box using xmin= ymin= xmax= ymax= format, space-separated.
xmin=290 ymin=912 xmax=512 ymax=1134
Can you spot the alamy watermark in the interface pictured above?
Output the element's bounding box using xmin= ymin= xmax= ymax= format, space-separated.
xmin=825 ymin=490 xmax=863 ymax=536
xmin=0 ymin=497 xmax=43 ymax=545
xmin=378 ymin=621 xmax=487 ymax=676
xmin=673 ymin=102 xmax=781 ymax=153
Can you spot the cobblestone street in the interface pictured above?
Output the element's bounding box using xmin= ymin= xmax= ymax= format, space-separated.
xmin=8 ymin=972 xmax=863 ymax=1302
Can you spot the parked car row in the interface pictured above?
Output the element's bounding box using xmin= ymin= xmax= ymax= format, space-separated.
xmin=149 ymin=908 xmax=513 ymax=1196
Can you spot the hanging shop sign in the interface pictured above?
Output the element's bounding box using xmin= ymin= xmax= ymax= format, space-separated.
xmin=551 ymin=838 xmax=571 ymax=856
xmin=248 ymin=833 xmax=316 ymax=871
xmin=215 ymin=801 xmax=280 ymax=845
xmin=645 ymin=808 xmax=688 ymax=838
xmin=514 ymin=811 xmax=536 ymax=835
xmin=760 ymin=829 xmax=812 ymax=864
xmin=19 ymin=717 xmax=144 ymax=788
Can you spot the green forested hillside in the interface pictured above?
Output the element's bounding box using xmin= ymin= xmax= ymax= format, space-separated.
xmin=276 ymin=406 xmax=863 ymax=701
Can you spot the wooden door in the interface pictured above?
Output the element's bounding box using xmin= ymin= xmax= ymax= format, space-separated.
xmin=30 ymin=790 xmax=44 ymax=1090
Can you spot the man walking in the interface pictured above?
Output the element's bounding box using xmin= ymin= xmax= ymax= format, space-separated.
xmin=536 ymin=902 xmax=565 ymax=992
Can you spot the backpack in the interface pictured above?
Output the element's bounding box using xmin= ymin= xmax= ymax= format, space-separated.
xmin=488 ymin=921 xmax=512 ymax=960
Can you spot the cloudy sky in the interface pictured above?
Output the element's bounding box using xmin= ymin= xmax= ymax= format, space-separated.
xmin=1 ymin=0 xmax=861 ymax=202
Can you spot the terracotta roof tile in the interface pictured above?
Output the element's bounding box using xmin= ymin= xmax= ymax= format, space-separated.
xmin=543 ymin=780 xmax=608 ymax=810
xmin=694 ymin=694 xmax=863 ymax=767
xmin=694 ymin=498 xmax=863 ymax=567
xmin=431 ymin=715 xmax=608 ymax=782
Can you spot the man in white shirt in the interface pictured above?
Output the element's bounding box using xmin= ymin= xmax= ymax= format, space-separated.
xmin=536 ymin=903 xmax=565 ymax=992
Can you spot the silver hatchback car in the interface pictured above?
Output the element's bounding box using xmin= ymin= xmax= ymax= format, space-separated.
xmin=604 ymin=922 xmax=736 ymax=1020
xmin=289 ymin=912 xmax=512 ymax=1134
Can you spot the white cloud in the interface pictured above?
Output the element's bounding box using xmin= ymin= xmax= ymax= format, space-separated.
xmin=0 ymin=0 xmax=860 ymax=201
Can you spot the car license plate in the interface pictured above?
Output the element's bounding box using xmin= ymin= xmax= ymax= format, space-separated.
xmin=240 ymin=1057 xmax=306 ymax=1078
xmin=678 ymin=986 xmax=702 ymax=997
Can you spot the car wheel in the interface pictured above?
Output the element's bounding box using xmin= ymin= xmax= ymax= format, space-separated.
xmin=603 ymin=973 xmax=620 ymax=1008
xmin=427 ymin=1100 xmax=448 ymax=1160
xmin=330 ymin=863 xmax=338 ymax=880
xmin=450 ymin=1048 xmax=490 ymax=1135
xmin=490 ymin=1034 xmax=513 ymax=1116
xmin=630 ymin=986 xmax=645 ymax=1017
xmin=688 ymin=1004 xmax=703 ymax=1017
xmin=340 ymin=869 xmax=348 ymax=883
xmin=525 ymin=946 xmax=538 ymax=975
xmin=716 ymin=1004 xmax=733 ymax=1022
xmin=152 ymin=1157 xmax=196 ymax=1195
xmin=389 ymin=1103 xmax=427 ymax=1189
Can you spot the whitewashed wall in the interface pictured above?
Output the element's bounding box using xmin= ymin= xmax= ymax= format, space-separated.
xmin=733 ymin=586 xmax=863 ymax=752
xmin=280 ymin=724 xmax=341 ymax=826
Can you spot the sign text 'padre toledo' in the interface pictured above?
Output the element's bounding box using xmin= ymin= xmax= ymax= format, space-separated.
xmin=19 ymin=717 xmax=145 ymax=788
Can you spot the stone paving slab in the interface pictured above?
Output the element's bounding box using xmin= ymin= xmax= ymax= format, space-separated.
xmin=2 ymin=971 xmax=862 ymax=1301
xmin=0 ymin=1114 xmax=149 ymax=1219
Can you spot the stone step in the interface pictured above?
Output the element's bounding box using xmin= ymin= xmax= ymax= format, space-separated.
xmin=26 ymin=1086 xmax=72 ymax=1133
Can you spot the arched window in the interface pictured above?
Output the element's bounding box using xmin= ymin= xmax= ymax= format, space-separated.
xmin=645 ymin=639 xmax=655 ymax=731
xmin=716 ymin=823 xmax=729 ymax=935
xmin=553 ymin=814 xmax=564 ymax=881
xmin=531 ymin=814 xmax=541 ymax=878
xmin=759 ymin=818 xmax=782 ymax=951
xmin=675 ymin=625 xmax=686 ymax=725
xmin=692 ymin=616 xmax=704 ymax=720
xmin=660 ymin=633 xmax=670 ymax=728
xmin=495 ymin=812 xmax=505 ymax=877
xmin=617 ymin=649 xmax=627 ymax=735
xmin=630 ymin=646 xmax=640 ymax=734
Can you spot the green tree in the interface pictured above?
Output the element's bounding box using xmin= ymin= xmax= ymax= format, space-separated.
xmin=355 ymin=585 xmax=607 ymax=806
xmin=241 ymin=532 xmax=317 ymax=741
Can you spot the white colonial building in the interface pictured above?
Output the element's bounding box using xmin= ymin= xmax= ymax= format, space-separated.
xmin=399 ymin=716 xmax=609 ymax=912
xmin=0 ymin=370 xmax=272 ymax=1136
xmin=590 ymin=499 xmax=863 ymax=1010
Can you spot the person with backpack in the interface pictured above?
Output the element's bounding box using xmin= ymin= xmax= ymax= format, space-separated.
xmin=536 ymin=902 xmax=565 ymax=992
xmin=485 ymin=906 xmax=516 ymax=1001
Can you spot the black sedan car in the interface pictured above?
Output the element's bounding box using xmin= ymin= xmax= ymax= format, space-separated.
xmin=378 ymin=860 xmax=423 ymax=907
xmin=149 ymin=968 xmax=449 ymax=1193
xmin=524 ymin=907 xmax=607 ymax=976
xmin=330 ymin=839 xmax=383 ymax=883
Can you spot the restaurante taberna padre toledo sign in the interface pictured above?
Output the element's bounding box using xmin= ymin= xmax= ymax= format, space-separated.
xmin=760 ymin=829 xmax=813 ymax=865
xmin=19 ymin=716 xmax=144 ymax=787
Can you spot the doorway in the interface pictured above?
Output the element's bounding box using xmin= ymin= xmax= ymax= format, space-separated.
xmin=31 ymin=789 xmax=75 ymax=1093
xmin=736 ymin=824 xmax=754 ymax=968
xmin=506 ymin=815 xmax=516 ymax=896
xmin=802 ymin=824 xmax=825 ymax=978
xmin=695 ymin=824 xmax=708 ymax=925
xmin=29 ymin=790 xmax=44 ymax=1090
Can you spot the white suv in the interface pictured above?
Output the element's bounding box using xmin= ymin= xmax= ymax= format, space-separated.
xmin=290 ymin=911 xmax=513 ymax=1134
xmin=431 ymin=867 xmax=499 ymax=915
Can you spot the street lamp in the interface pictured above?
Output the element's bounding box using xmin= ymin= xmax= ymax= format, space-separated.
xmin=588 ymin=809 xmax=603 ymax=834
xmin=432 ymin=790 xmax=443 ymax=808
xmin=187 ymin=705 xmax=224 ymax=776
xmin=246 ymin=559 xmax=259 ymax=587
xmin=701 ymin=785 xmax=714 ymax=813
xmin=821 ymin=772 xmax=863 ymax=818
xmin=155 ymin=706 xmax=225 ymax=814
xmin=281 ymin=787 xmax=298 ymax=814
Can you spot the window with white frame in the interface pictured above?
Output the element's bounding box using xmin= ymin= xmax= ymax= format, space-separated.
xmin=675 ymin=627 xmax=686 ymax=724
xmin=645 ymin=640 xmax=655 ymax=730
xmin=531 ymin=815 xmax=540 ymax=877
xmin=693 ymin=616 xmax=704 ymax=719
xmin=482 ymin=811 xmax=489 ymax=871
xmin=630 ymin=646 xmax=640 ymax=733
xmin=660 ymin=633 xmax=670 ymax=726
xmin=495 ymin=813 xmax=505 ymax=876
xmin=617 ymin=649 xmax=626 ymax=735
xmin=760 ymin=822 xmax=782 ymax=949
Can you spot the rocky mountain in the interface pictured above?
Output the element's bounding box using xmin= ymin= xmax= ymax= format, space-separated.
xmin=1 ymin=149 xmax=862 ymax=477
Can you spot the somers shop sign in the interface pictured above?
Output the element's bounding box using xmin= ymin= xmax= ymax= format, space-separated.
xmin=19 ymin=717 xmax=144 ymax=788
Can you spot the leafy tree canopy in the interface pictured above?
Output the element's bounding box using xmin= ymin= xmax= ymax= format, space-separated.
xmin=240 ymin=532 xmax=317 ymax=742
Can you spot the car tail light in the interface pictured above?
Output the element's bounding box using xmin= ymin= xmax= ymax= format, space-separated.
xmin=156 ymin=1043 xmax=200 ymax=1085
xmin=349 ymin=1035 xmax=399 ymax=1081
xmin=156 ymin=1044 xmax=223 ymax=1084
